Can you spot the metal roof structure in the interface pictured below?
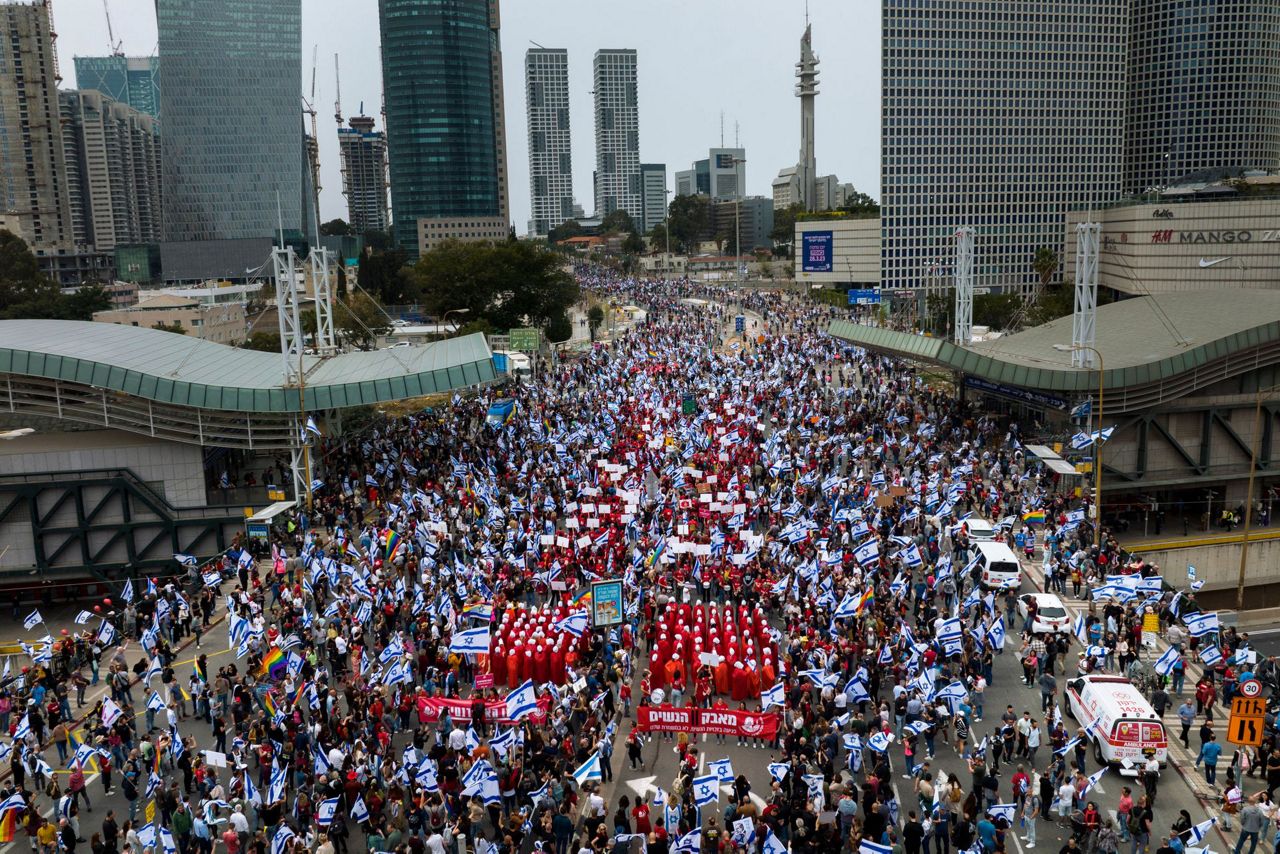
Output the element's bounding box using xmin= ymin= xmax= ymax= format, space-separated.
xmin=0 ymin=320 xmax=498 ymax=448
xmin=829 ymin=290 xmax=1280 ymax=412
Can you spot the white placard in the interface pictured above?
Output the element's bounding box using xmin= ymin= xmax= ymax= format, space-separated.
xmin=540 ymin=535 xmax=555 ymax=546
xmin=575 ymin=536 xmax=592 ymax=549
xmin=699 ymin=652 xmax=724 ymax=666
xmin=581 ymin=503 xmax=596 ymax=514
xmin=678 ymin=524 xmax=689 ymax=536
xmin=565 ymin=518 xmax=579 ymax=529
xmin=694 ymin=544 xmax=712 ymax=556
xmin=707 ymin=475 xmax=718 ymax=485
xmin=556 ymin=536 xmax=570 ymax=549
xmin=202 ymin=750 xmax=228 ymax=768
xmin=621 ymin=514 xmax=634 ymax=523
xmin=564 ymin=502 xmax=579 ymax=514
xmin=586 ymin=518 xmax=600 ymax=529
xmin=734 ymin=503 xmax=747 ymax=514
xmin=699 ymin=494 xmax=712 ymax=504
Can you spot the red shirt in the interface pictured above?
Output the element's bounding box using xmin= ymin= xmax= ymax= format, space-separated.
xmin=632 ymin=804 xmax=652 ymax=834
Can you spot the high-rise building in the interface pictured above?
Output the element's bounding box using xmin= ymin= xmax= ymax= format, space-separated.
xmin=73 ymin=56 xmax=161 ymax=121
xmin=60 ymin=89 xmax=162 ymax=252
xmin=156 ymin=0 xmax=302 ymax=243
xmin=711 ymin=196 xmax=775 ymax=253
xmin=1124 ymin=1 xmax=1280 ymax=196
xmin=639 ymin=163 xmax=667 ymax=234
xmin=772 ymin=25 xmax=820 ymax=213
xmin=338 ymin=115 xmax=389 ymax=234
xmin=880 ymin=0 xmax=1127 ymax=295
xmin=593 ymin=49 xmax=640 ymax=222
xmin=380 ymin=0 xmax=510 ymax=257
xmin=673 ymin=148 xmax=746 ymax=202
xmin=0 ymin=1 xmax=73 ymax=250
xmin=525 ymin=47 xmax=573 ymax=238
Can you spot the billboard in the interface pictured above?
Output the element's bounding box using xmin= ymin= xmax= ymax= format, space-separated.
xmin=801 ymin=231 xmax=834 ymax=273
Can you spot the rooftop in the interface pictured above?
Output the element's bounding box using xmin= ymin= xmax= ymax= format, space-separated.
xmin=828 ymin=290 xmax=1280 ymax=410
xmin=0 ymin=320 xmax=496 ymax=413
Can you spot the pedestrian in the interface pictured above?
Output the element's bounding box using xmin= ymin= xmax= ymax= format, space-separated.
xmin=1196 ymin=733 xmax=1223 ymax=786
xmin=1176 ymin=700 xmax=1194 ymax=750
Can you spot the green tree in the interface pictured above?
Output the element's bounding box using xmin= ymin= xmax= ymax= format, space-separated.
xmin=357 ymin=246 xmax=413 ymax=304
xmin=410 ymin=240 xmax=579 ymax=333
xmin=667 ymin=194 xmax=711 ymax=254
xmin=548 ymin=219 xmax=584 ymax=244
xmin=587 ymin=304 xmax=605 ymax=341
xmin=1033 ymin=247 xmax=1059 ymax=291
xmin=60 ymin=285 xmax=110 ymax=320
xmin=544 ymin=312 xmax=573 ymax=346
xmin=336 ymin=291 xmax=391 ymax=349
xmin=600 ymin=209 xmax=637 ymax=235
xmin=0 ymin=230 xmax=110 ymax=320
xmin=320 ymin=218 xmax=353 ymax=236
xmin=647 ymin=221 xmax=669 ymax=252
xmin=151 ymin=321 xmax=187 ymax=335
xmin=769 ymin=203 xmax=805 ymax=250
xmin=241 ymin=331 xmax=282 ymax=352
xmin=622 ymin=231 xmax=646 ymax=255
xmin=362 ymin=229 xmax=394 ymax=251
xmin=836 ymin=190 xmax=880 ymax=217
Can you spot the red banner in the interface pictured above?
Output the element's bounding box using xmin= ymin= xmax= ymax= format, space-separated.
xmin=637 ymin=705 xmax=779 ymax=740
xmin=419 ymin=696 xmax=548 ymax=726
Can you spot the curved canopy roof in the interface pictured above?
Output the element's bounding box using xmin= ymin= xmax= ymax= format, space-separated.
xmin=829 ymin=290 xmax=1280 ymax=409
xmin=0 ymin=320 xmax=497 ymax=413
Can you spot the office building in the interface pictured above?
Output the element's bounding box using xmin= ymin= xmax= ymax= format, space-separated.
xmin=593 ymin=49 xmax=641 ymax=222
xmin=525 ymin=47 xmax=573 ymax=238
xmin=639 ymin=164 xmax=667 ymax=234
xmin=881 ymin=1 xmax=1127 ymax=295
xmin=0 ymin=1 xmax=73 ymax=250
xmin=93 ymin=294 xmax=247 ymax=345
xmin=157 ymin=0 xmax=302 ymax=243
xmin=338 ymin=115 xmax=389 ymax=233
xmin=60 ymin=89 xmax=162 ymax=252
xmin=771 ymin=24 xmax=819 ymax=212
xmin=380 ymin=0 xmax=510 ymax=257
xmin=673 ymin=148 xmax=746 ymax=201
xmin=72 ymin=55 xmax=161 ymax=121
xmin=710 ymin=196 xmax=774 ymax=253
xmin=1124 ymin=1 xmax=1280 ymax=196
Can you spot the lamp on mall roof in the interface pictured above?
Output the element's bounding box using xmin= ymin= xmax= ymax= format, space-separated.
xmin=1054 ymin=343 xmax=1104 ymax=549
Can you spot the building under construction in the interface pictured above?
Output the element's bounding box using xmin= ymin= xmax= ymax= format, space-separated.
xmin=338 ymin=115 xmax=389 ymax=234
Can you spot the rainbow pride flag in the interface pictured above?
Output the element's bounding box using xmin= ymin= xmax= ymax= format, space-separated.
xmin=258 ymin=646 xmax=287 ymax=680
xmin=1022 ymin=509 xmax=1047 ymax=525
xmin=384 ymin=530 xmax=402 ymax=561
xmin=0 ymin=806 xmax=18 ymax=842
xmin=570 ymin=589 xmax=593 ymax=609
xmin=262 ymin=691 xmax=279 ymax=719
xmin=853 ymin=588 xmax=875 ymax=616
xmin=193 ymin=659 xmax=206 ymax=684
xmin=288 ymin=681 xmax=310 ymax=710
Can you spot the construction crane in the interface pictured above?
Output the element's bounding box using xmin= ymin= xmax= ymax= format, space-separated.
xmin=302 ymin=45 xmax=322 ymax=236
xmin=102 ymin=0 xmax=123 ymax=56
xmin=333 ymin=53 xmax=343 ymax=127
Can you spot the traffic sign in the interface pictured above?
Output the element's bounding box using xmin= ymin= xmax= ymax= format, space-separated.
xmin=1239 ymin=679 xmax=1263 ymax=699
xmin=734 ymin=315 xmax=746 ymax=333
xmin=1228 ymin=695 xmax=1266 ymax=747
xmin=509 ymin=327 xmax=540 ymax=352
xmin=847 ymin=288 xmax=881 ymax=306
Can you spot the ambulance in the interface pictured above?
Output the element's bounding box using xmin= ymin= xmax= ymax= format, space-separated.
xmin=1066 ymin=674 xmax=1168 ymax=770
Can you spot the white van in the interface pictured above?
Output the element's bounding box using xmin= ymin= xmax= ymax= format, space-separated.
xmin=1066 ymin=674 xmax=1168 ymax=770
xmin=975 ymin=541 xmax=1022 ymax=590
xmin=963 ymin=518 xmax=998 ymax=541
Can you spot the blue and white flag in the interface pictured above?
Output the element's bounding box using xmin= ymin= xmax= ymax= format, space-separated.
xmin=861 ymin=841 xmax=894 ymax=854
xmin=1184 ymin=612 xmax=1220 ymax=638
xmin=986 ymin=803 xmax=1017 ymax=824
xmin=22 ymin=610 xmax=42 ymax=631
xmin=12 ymin=714 xmax=29 ymax=741
xmin=147 ymin=691 xmax=167 ymax=711
xmin=845 ymin=680 xmax=871 ymax=705
xmin=159 ymin=827 xmax=177 ymax=854
xmin=505 ymin=679 xmax=539 ymax=721
xmin=672 ymin=830 xmax=701 ymax=854
xmin=316 ymin=797 xmax=340 ymax=827
xmin=867 ymin=731 xmax=894 ymax=753
xmin=101 ymin=698 xmax=123 ymax=727
xmin=573 ymin=751 xmax=603 ymax=785
xmin=767 ymin=762 xmax=789 ymax=782
xmin=986 ymin=619 xmax=1006 ymax=650
xmin=761 ymin=682 xmax=786 ymax=710
xmin=1153 ymin=646 xmax=1181 ymax=676
xmin=707 ymin=758 xmax=734 ymax=783
xmin=1199 ymin=645 xmax=1224 ymax=667
xmin=243 ymin=772 xmax=261 ymax=806
xmin=268 ymin=765 xmax=288 ymax=805
xmin=271 ymin=826 xmax=295 ymax=854
xmin=692 ymin=774 xmax=719 ymax=807
xmin=1081 ymin=768 xmax=1107 ymax=796
xmin=1186 ymin=818 xmax=1216 ymax=846
xmin=449 ymin=626 xmax=491 ymax=655
xmin=554 ymin=612 xmax=589 ymax=639
xmin=762 ymin=828 xmax=787 ymax=854
xmin=350 ymin=795 xmax=369 ymax=824
xmin=731 ymin=818 xmax=757 ymax=848
xmin=120 ymin=578 xmax=134 ymax=603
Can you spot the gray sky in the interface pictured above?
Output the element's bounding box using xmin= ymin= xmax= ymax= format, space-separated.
xmin=57 ymin=0 xmax=880 ymax=232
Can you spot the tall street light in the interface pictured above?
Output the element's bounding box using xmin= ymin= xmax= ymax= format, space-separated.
xmin=443 ymin=307 xmax=471 ymax=333
xmin=1236 ymin=383 xmax=1280 ymax=612
xmin=1055 ymin=343 xmax=1105 ymax=549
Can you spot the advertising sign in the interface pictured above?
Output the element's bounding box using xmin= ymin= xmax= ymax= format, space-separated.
xmin=801 ymin=231 xmax=834 ymax=273
xmin=590 ymin=579 xmax=624 ymax=627
xmin=636 ymin=705 xmax=780 ymax=739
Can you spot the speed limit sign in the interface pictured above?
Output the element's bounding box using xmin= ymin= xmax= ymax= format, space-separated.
xmin=1239 ymin=678 xmax=1263 ymax=699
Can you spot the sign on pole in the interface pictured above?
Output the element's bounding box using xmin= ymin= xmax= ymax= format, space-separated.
xmin=847 ymin=289 xmax=881 ymax=306
xmin=1228 ymin=695 xmax=1266 ymax=747
xmin=509 ymin=328 xmax=540 ymax=352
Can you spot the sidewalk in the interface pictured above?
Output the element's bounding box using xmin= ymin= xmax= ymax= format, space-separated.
xmin=1020 ymin=558 xmax=1236 ymax=849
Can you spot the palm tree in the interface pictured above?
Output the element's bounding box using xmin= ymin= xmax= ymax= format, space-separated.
xmin=1033 ymin=248 xmax=1058 ymax=292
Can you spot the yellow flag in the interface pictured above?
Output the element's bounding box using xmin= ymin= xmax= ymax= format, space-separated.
xmin=145 ymin=800 xmax=156 ymax=823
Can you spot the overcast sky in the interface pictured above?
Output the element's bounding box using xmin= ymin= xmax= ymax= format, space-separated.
xmin=57 ymin=0 xmax=880 ymax=232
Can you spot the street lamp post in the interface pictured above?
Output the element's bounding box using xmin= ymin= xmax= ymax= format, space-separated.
xmin=443 ymin=308 xmax=471 ymax=334
xmin=1236 ymin=383 xmax=1280 ymax=611
xmin=1055 ymin=343 xmax=1105 ymax=548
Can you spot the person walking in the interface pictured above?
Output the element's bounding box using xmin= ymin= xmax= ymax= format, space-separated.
xmin=1196 ymin=733 xmax=1223 ymax=786
xmin=1176 ymin=700 xmax=1195 ymax=750
xmin=1235 ymin=797 xmax=1266 ymax=854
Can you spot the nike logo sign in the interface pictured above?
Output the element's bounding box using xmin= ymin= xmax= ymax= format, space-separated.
xmin=1199 ymin=257 xmax=1230 ymax=268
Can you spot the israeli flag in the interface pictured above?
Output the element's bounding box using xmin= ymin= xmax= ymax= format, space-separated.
xmin=1184 ymin=612 xmax=1220 ymax=638
xmin=159 ymin=827 xmax=177 ymax=854
xmin=450 ymin=626 xmax=491 ymax=654
xmin=271 ymin=826 xmax=295 ymax=854
xmin=22 ymin=610 xmax=42 ymax=631
xmin=505 ymin=679 xmax=539 ymax=721
xmin=831 ymin=591 xmax=859 ymax=622
xmin=1199 ymin=645 xmax=1224 ymax=667
xmin=1081 ymin=768 xmax=1107 ymax=796
xmin=761 ymin=682 xmax=786 ymax=710
xmin=0 ymin=793 xmax=26 ymax=815
xmin=768 ymin=762 xmax=789 ymax=782
xmin=1054 ymin=736 xmax=1081 ymax=756
xmin=867 ymin=731 xmax=894 ymax=753
xmin=120 ymin=579 xmax=134 ymax=603
xmin=671 ymin=830 xmax=701 ymax=854
xmin=1186 ymin=818 xmax=1216 ymax=846
xmin=986 ymin=803 xmax=1017 ymax=824
xmin=854 ymin=539 xmax=880 ymax=566
xmin=1069 ymin=431 xmax=1093 ymax=450
xmin=243 ymin=772 xmax=261 ymax=806
xmin=762 ymin=828 xmax=787 ymax=854
xmin=1073 ymin=615 xmax=1089 ymax=644
xmin=573 ymin=751 xmax=603 ymax=785
xmin=554 ymin=612 xmax=589 ymax=639
xmin=731 ymin=818 xmax=756 ymax=848
xmin=101 ymin=698 xmax=124 ymax=728
xmin=350 ymin=795 xmax=369 ymax=824
xmin=147 ymin=691 xmax=168 ymax=712
xmin=904 ymin=720 xmax=931 ymax=738
xmin=692 ymin=774 xmax=719 ymax=807
xmin=845 ymin=680 xmax=871 ymax=705
xmin=12 ymin=715 xmax=29 ymax=741
xmin=707 ymin=758 xmax=734 ymax=783
xmin=861 ymin=841 xmax=894 ymax=854
xmin=137 ymin=824 xmax=156 ymax=850
xmin=1153 ymin=646 xmax=1181 ymax=676
xmin=935 ymin=681 xmax=968 ymax=703
xmin=416 ymin=757 xmax=439 ymax=792
xmin=986 ymin=619 xmax=1006 ymax=650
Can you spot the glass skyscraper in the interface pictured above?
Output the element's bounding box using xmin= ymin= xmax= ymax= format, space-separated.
xmin=73 ymin=56 xmax=161 ymax=122
xmin=1124 ymin=1 xmax=1280 ymax=196
xmin=156 ymin=0 xmax=302 ymax=243
xmin=379 ymin=0 xmax=510 ymax=256
xmin=881 ymin=0 xmax=1128 ymax=296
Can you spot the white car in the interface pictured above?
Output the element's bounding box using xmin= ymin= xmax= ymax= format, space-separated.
xmin=963 ymin=518 xmax=998 ymax=541
xmin=1016 ymin=592 xmax=1072 ymax=634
